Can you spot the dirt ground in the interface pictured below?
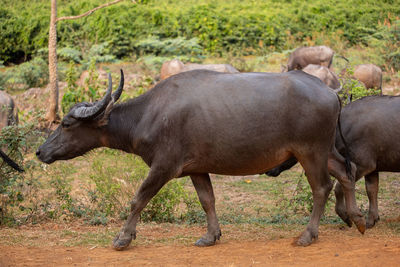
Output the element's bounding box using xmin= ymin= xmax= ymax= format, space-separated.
xmin=1 ymin=223 xmax=399 ymax=267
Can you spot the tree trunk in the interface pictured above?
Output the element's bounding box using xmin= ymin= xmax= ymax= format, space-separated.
xmin=46 ymin=0 xmax=59 ymax=123
xmin=45 ymin=0 xmax=127 ymax=123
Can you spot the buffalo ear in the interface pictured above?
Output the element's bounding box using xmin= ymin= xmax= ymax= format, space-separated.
xmin=71 ymin=73 xmax=113 ymax=120
xmin=97 ymin=69 xmax=124 ymax=126
xmin=97 ymin=99 xmax=115 ymax=126
xmin=70 ymin=70 xmax=124 ymax=126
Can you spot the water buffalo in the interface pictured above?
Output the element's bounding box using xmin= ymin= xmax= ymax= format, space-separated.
xmin=286 ymin=46 xmax=334 ymax=71
xmin=353 ymin=64 xmax=382 ymax=91
xmin=267 ymin=95 xmax=400 ymax=229
xmin=36 ymin=69 xmax=365 ymax=250
xmin=0 ymin=90 xmax=18 ymax=129
xmin=160 ymin=59 xmax=238 ymax=80
xmin=302 ymin=64 xmax=341 ymax=90
xmin=0 ymin=91 xmax=22 ymax=172
xmin=160 ymin=59 xmax=185 ymax=80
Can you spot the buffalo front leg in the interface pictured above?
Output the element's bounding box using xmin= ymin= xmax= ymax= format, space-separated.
xmin=190 ymin=173 xmax=221 ymax=247
xmin=113 ymin=167 xmax=173 ymax=250
xmin=365 ymin=172 xmax=380 ymax=228
xmin=297 ymin=155 xmax=333 ymax=246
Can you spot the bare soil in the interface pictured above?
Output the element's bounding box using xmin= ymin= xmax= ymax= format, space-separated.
xmin=1 ymin=222 xmax=399 ymax=267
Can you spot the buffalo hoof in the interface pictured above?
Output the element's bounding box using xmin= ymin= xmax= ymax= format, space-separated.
xmin=351 ymin=215 xmax=366 ymax=234
xmin=195 ymin=238 xmax=216 ymax=247
xmin=366 ymin=215 xmax=380 ymax=229
xmin=297 ymin=229 xmax=317 ymax=246
xmin=195 ymin=230 xmax=221 ymax=247
xmin=112 ymin=232 xmax=136 ymax=251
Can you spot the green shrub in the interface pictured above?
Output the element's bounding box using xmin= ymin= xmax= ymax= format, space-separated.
xmin=88 ymin=160 xmax=123 ymax=217
xmin=134 ymin=36 xmax=204 ymax=61
xmin=61 ymin=60 xmax=102 ymax=114
xmin=339 ymin=66 xmax=382 ymax=103
xmin=86 ymin=151 xmax=199 ymax=224
xmin=290 ymin=174 xmax=314 ymax=215
xmin=2 ymin=0 xmax=399 ymax=63
xmin=0 ymin=72 xmax=11 ymax=91
xmin=83 ymin=42 xmax=117 ymax=68
xmin=1 ymin=57 xmax=48 ymax=90
xmin=141 ymin=179 xmax=194 ymax=223
xmin=369 ymin=19 xmax=400 ymax=72
xmin=0 ymin=123 xmax=41 ymax=225
xmin=58 ymin=47 xmax=82 ymax=63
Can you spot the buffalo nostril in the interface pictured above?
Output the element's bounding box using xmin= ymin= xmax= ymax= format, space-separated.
xmin=36 ymin=150 xmax=41 ymax=157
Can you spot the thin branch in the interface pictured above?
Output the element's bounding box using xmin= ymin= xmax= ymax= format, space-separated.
xmin=56 ymin=0 xmax=130 ymax=22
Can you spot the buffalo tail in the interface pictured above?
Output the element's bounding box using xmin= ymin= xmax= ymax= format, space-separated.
xmin=0 ymin=149 xmax=24 ymax=173
xmin=335 ymin=94 xmax=353 ymax=182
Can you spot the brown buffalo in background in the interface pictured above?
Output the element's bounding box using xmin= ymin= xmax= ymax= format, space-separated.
xmin=0 ymin=90 xmax=18 ymax=129
xmin=160 ymin=59 xmax=239 ymax=80
xmin=286 ymin=46 xmax=335 ymax=71
xmin=0 ymin=90 xmax=23 ymax=172
xmin=302 ymin=64 xmax=341 ymax=90
xmin=353 ymin=64 xmax=382 ymax=91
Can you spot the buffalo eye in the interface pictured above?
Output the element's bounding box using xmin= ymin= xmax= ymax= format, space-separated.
xmin=61 ymin=119 xmax=73 ymax=128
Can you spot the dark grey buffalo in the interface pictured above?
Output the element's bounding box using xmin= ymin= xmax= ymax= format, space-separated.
xmin=160 ymin=59 xmax=238 ymax=80
xmin=0 ymin=90 xmax=18 ymax=129
xmin=353 ymin=64 xmax=382 ymax=91
xmin=36 ymin=70 xmax=365 ymax=250
xmin=302 ymin=64 xmax=341 ymax=90
xmin=286 ymin=46 xmax=334 ymax=71
xmin=268 ymin=95 xmax=400 ymax=229
xmin=334 ymin=95 xmax=400 ymax=228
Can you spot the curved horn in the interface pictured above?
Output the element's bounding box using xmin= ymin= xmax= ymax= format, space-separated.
xmin=111 ymin=69 xmax=124 ymax=102
xmin=71 ymin=73 xmax=113 ymax=120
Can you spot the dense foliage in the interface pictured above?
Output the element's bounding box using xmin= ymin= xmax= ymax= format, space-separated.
xmin=1 ymin=0 xmax=399 ymax=65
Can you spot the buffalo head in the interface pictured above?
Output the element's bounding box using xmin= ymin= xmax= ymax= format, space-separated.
xmin=36 ymin=70 xmax=124 ymax=164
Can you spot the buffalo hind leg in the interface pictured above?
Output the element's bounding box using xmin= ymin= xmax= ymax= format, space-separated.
xmin=334 ymin=182 xmax=352 ymax=227
xmin=365 ymin=172 xmax=380 ymax=228
xmin=113 ymin=166 xmax=174 ymax=250
xmin=297 ymin=154 xmax=333 ymax=246
xmin=328 ymin=149 xmax=366 ymax=234
xmin=190 ymin=173 xmax=221 ymax=247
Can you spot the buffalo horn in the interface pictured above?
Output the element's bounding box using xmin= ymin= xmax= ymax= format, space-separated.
xmin=71 ymin=73 xmax=113 ymax=120
xmin=111 ymin=69 xmax=124 ymax=102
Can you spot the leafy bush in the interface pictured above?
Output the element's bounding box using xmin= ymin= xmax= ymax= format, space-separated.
xmin=0 ymin=72 xmax=11 ymax=91
xmin=0 ymin=123 xmax=41 ymax=225
xmin=141 ymin=180 xmax=195 ymax=223
xmin=369 ymin=19 xmax=400 ymax=72
xmin=58 ymin=47 xmax=82 ymax=63
xmin=134 ymin=36 xmax=204 ymax=61
xmin=339 ymin=66 xmax=382 ymax=103
xmin=1 ymin=57 xmax=48 ymax=90
xmin=15 ymin=57 xmax=49 ymax=88
xmin=1 ymin=0 xmax=399 ymax=63
xmin=290 ymin=174 xmax=314 ymax=215
xmin=76 ymin=149 xmax=201 ymax=224
xmin=83 ymin=42 xmax=117 ymax=68
xmin=61 ymin=60 xmax=101 ymax=114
